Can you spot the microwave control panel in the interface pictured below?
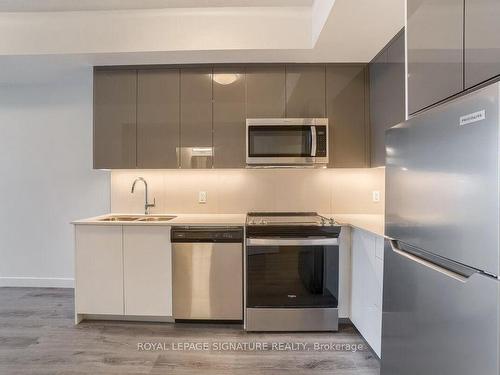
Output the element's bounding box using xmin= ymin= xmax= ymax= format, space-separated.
xmin=316 ymin=126 xmax=327 ymax=157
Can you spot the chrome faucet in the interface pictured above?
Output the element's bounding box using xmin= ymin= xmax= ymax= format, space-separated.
xmin=131 ymin=177 xmax=156 ymax=215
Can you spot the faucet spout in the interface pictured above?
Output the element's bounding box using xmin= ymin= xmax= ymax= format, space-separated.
xmin=131 ymin=177 xmax=156 ymax=215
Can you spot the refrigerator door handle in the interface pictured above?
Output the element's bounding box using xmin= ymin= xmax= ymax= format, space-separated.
xmin=389 ymin=240 xmax=472 ymax=283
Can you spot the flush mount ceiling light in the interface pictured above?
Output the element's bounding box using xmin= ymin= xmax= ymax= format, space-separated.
xmin=213 ymin=73 xmax=240 ymax=85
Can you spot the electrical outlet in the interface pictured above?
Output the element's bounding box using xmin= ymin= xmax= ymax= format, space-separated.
xmin=372 ymin=190 xmax=381 ymax=203
xmin=198 ymin=191 xmax=207 ymax=204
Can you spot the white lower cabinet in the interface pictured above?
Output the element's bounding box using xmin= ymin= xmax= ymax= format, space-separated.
xmin=75 ymin=225 xmax=124 ymax=315
xmin=74 ymin=224 xmax=172 ymax=321
xmin=350 ymin=227 xmax=384 ymax=357
xmin=123 ymin=226 xmax=172 ymax=316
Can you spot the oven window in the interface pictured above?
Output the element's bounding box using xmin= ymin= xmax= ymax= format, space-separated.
xmin=247 ymin=245 xmax=339 ymax=308
xmin=248 ymin=126 xmax=312 ymax=157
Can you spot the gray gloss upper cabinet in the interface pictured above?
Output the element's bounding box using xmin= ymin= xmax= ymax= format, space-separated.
xmin=326 ymin=65 xmax=369 ymax=168
xmin=370 ymin=30 xmax=406 ymax=167
xmin=93 ymin=69 xmax=137 ymax=169
xmin=246 ymin=65 xmax=286 ymax=118
xmin=213 ymin=68 xmax=246 ymax=168
xmin=180 ymin=68 xmax=213 ymax=169
xmin=286 ymin=65 xmax=326 ymax=118
xmin=465 ymin=0 xmax=500 ymax=89
xmin=407 ymin=0 xmax=463 ymax=114
xmin=137 ymin=69 xmax=180 ymax=169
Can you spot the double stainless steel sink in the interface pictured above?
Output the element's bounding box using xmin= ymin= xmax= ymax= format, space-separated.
xmin=98 ymin=215 xmax=176 ymax=222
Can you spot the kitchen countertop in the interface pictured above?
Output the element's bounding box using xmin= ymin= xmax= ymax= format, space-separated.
xmin=325 ymin=214 xmax=385 ymax=237
xmin=72 ymin=214 xmax=247 ymax=227
xmin=73 ymin=213 xmax=385 ymax=236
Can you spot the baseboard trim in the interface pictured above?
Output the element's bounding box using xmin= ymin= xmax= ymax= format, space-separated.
xmin=0 ymin=277 xmax=74 ymax=288
xmin=77 ymin=314 xmax=174 ymax=324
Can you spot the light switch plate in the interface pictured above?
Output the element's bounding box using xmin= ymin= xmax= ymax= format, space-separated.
xmin=372 ymin=190 xmax=381 ymax=202
xmin=198 ymin=191 xmax=207 ymax=204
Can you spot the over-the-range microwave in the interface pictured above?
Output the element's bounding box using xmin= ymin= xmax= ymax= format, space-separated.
xmin=246 ymin=118 xmax=328 ymax=167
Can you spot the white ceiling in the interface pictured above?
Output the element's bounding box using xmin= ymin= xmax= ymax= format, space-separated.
xmin=0 ymin=0 xmax=313 ymax=12
xmin=0 ymin=0 xmax=405 ymax=84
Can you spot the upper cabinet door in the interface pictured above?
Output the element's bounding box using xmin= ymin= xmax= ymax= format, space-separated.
xmin=386 ymin=31 xmax=406 ymax=123
xmin=326 ymin=65 xmax=369 ymax=168
xmin=465 ymin=0 xmax=500 ymax=89
xmin=370 ymin=30 xmax=406 ymax=167
xmin=407 ymin=0 xmax=463 ymax=114
xmin=246 ymin=65 xmax=286 ymax=118
xmin=370 ymin=50 xmax=389 ymax=168
xmin=286 ymin=65 xmax=326 ymax=118
xmin=93 ymin=69 xmax=137 ymax=169
xmin=180 ymin=67 xmax=213 ymax=169
xmin=213 ymin=67 xmax=246 ymax=168
xmin=137 ymin=69 xmax=180 ymax=169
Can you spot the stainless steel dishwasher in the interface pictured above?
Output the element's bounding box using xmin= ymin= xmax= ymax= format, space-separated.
xmin=171 ymin=227 xmax=243 ymax=321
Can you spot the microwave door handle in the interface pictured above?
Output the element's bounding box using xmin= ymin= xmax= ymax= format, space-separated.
xmin=310 ymin=126 xmax=317 ymax=156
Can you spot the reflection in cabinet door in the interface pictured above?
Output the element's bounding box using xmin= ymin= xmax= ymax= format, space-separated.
xmin=213 ymin=68 xmax=246 ymax=168
xmin=180 ymin=68 xmax=213 ymax=169
xmin=286 ymin=64 xmax=326 ymax=118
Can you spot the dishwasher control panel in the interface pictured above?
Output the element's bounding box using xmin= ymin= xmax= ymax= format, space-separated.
xmin=171 ymin=227 xmax=244 ymax=243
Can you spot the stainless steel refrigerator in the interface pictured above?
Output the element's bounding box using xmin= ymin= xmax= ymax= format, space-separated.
xmin=382 ymin=82 xmax=500 ymax=375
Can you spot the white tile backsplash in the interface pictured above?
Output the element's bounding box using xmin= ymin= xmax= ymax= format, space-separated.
xmin=111 ymin=168 xmax=385 ymax=215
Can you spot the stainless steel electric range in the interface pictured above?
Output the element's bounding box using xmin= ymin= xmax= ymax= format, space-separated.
xmin=245 ymin=212 xmax=341 ymax=332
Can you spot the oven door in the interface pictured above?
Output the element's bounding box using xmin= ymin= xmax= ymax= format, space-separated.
xmin=246 ymin=237 xmax=339 ymax=308
xmin=246 ymin=125 xmax=315 ymax=165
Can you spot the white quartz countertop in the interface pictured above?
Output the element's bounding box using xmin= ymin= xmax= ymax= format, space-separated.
xmin=72 ymin=213 xmax=246 ymax=227
xmin=323 ymin=213 xmax=385 ymax=237
xmin=73 ymin=212 xmax=384 ymax=236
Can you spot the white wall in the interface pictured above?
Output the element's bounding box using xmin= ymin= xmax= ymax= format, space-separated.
xmin=0 ymin=66 xmax=110 ymax=288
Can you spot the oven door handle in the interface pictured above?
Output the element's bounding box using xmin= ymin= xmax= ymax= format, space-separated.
xmin=247 ymin=238 xmax=338 ymax=246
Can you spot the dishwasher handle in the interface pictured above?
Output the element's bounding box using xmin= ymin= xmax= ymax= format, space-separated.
xmin=246 ymin=237 xmax=338 ymax=246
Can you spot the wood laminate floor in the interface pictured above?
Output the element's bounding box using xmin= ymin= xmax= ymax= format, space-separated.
xmin=0 ymin=288 xmax=380 ymax=375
